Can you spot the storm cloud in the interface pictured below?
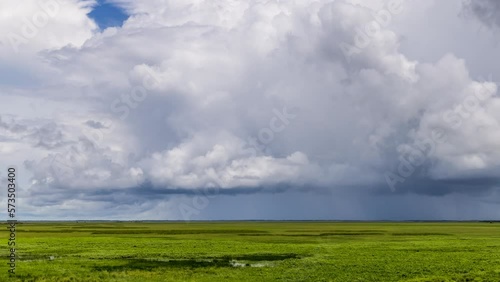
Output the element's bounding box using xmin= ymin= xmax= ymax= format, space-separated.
xmin=0 ymin=0 xmax=499 ymax=220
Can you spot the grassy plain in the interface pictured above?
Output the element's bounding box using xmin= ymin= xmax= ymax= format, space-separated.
xmin=2 ymin=221 xmax=500 ymax=281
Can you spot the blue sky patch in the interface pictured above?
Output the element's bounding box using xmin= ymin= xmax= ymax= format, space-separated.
xmin=88 ymin=0 xmax=129 ymax=30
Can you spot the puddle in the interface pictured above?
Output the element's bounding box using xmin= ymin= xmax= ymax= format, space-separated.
xmin=229 ymin=260 xmax=274 ymax=268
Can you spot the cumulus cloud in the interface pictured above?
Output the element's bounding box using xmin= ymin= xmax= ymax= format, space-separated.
xmin=1 ymin=0 xmax=500 ymax=219
xmin=0 ymin=0 xmax=97 ymax=53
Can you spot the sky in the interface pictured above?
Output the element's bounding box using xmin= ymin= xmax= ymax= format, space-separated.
xmin=0 ymin=0 xmax=500 ymax=221
xmin=88 ymin=0 xmax=128 ymax=30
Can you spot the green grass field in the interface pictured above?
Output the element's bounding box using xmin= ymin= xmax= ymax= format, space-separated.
xmin=2 ymin=221 xmax=500 ymax=281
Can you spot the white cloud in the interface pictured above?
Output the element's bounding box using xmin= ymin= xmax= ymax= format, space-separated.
xmin=0 ymin=0 xmax=97 ymax=54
